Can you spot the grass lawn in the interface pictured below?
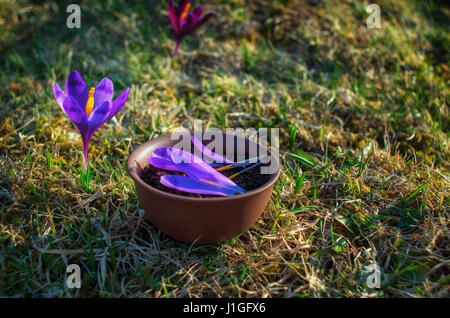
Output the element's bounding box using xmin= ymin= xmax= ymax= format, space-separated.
xmin=0 ymin=0 xmax=448 ymax=297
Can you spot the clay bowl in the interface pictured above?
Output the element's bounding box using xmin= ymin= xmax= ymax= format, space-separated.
xmin=127 ymin=132 xmax=280 ymax=244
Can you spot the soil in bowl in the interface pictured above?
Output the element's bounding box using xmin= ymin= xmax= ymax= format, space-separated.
xmin=140 ymin=141 xmax=273 ymax=198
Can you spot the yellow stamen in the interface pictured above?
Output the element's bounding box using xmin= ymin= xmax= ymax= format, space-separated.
xmin=85 ymin=87 xmax=95 ymax=116
xmin=180 ymin=3 xmax=190 ymax=20
xmin=199 ymin=179 xmax=219 ymax=187
xmin=216 ymin=164 xmax=234 ymax=172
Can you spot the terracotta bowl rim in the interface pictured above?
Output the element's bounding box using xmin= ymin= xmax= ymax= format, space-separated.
xmin=127 ymin=133 xmax=281 ymax=202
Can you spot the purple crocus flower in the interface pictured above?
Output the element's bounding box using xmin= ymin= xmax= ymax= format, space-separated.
xmin=191 ymin=136 xmax=233 ymax=164
xmin=160 ymin=175 xmax=238 ymax=196
xmin=167 ymin=0 xmax=214 ymax=56
xmin=53 ymin=70 xmax=129 ymax=172
xmin=148 ymin=146 xmax=245 ymax=196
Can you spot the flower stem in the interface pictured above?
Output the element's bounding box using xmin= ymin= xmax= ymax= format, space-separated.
xmin=173 ymin=41 xmax=181 ymax=57
xmin=81 ymin=156 xmax=87 ymax=173
xmin=82 ymin=144 xmax=89 ymax=174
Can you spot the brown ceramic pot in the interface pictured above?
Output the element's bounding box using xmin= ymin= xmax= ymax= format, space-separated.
xmin=127 ymin=132 xmax=280 ymax=244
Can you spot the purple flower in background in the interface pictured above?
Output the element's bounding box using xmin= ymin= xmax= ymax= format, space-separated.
xmin=167 ymin=0 xmax=214 ymax=56
xmin=53 ymin=70 xmax=129 ymax=172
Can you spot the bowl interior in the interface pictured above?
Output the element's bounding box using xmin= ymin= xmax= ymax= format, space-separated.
xmin=128 ymin=131 xmax=280 ymax=200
